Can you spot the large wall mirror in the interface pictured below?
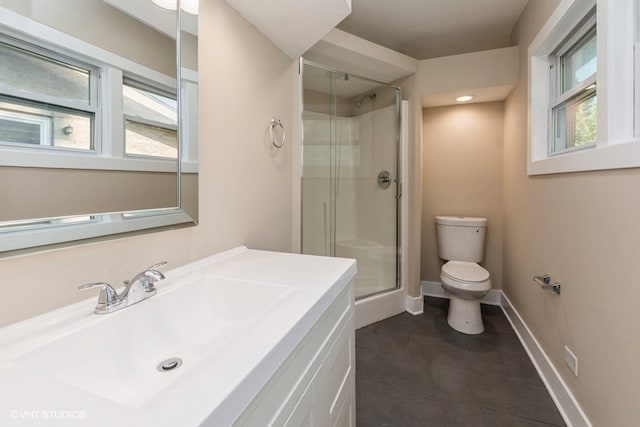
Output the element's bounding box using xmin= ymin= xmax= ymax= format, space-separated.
xmin=0 ymin=0 xmax=199 ymax=255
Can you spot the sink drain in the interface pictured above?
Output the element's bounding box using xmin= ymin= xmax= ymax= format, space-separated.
xmin=157 ymin=357 xmax=183 ymax=372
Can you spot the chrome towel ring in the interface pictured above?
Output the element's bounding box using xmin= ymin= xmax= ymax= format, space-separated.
xmin=270 ymin=117 xmax=285 ymax=148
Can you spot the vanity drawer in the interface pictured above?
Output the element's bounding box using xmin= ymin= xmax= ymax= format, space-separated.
xmin=325 ymin=321 xmax=354 ymax=427
xmin=234 ymin=283 xmax=354 ymax=427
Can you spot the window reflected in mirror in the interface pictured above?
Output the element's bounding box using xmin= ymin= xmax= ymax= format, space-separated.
xmin=123 ymin=82 xmax=178 ymax=159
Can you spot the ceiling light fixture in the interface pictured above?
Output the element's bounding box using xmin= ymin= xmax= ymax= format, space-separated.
xmin=455 ymin=95 xmax=475 ymax=102
xmin=151 ymin=0 xmax=199 ymax=15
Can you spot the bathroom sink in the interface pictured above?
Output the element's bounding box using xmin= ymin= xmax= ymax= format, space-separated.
xmin=8 ymin=276 xmax=295 ymax=408
xmin=0 ymin=247 xmax=356 ymax=426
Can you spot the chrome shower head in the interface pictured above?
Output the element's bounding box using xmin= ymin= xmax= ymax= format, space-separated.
xmin=355 ymin=92 xmax=377 ymax=107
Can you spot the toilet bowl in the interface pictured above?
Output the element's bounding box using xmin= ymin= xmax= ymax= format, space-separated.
xmin=435 ymin=216 xmax=492 ymax=334
xmin=440 ymin=260 xmax=491 ymax=334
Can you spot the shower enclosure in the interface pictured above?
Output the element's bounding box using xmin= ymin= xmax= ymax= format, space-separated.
xmin=301 ymin=60 xmax=401 ymax=299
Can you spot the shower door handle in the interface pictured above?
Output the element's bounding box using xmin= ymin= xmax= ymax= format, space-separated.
xmin=377 ymin=171 xmax=392 ymax=189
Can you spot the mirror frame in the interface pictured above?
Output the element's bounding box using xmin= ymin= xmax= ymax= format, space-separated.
xmin=0 ymin=2 xmax=198 ymax=256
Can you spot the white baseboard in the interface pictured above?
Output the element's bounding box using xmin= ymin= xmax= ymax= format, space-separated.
xmin=422 ymin=280 xmax=449 ymax=298
xmin=418 ymin=282 xmax=591 ymax=427
xmin=500 ymin=293 xmax=591 ymax=427
xmin=405 ymin=294 xmax=424 ymax=315
xmin=355 ymin=288 xmax=405 ymax=329
xmin=421 ymin=280 xmax=502 ymax=305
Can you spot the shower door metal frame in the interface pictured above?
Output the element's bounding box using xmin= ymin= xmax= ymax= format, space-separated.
xmin=300 ymin=59 xmax=402 ymax=300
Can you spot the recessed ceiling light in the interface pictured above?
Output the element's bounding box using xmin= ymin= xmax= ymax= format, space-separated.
xmin=456 ymin=95 xmax=475 ymax=102
xmin=151 ymin=0 xmax=199 ymax=15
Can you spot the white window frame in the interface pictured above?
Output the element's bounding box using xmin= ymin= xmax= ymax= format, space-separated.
xmin=0 ymin=6 xmax=198 ymax=174
xmin=123 ymin=78 xmax=178 ymax=160
xmin=0 ymin=34 xmax=101 ymax=154
xmin=180 ymin=68 xmax=199 ymax=166
xmin=528 ymin=0 xmax=638 ymax=175
xmin=0 ymin=109 xmax=52 ymax=147
xmin=549 ymin=18 xmax=597 ymax=155
xmin=0 ymin=36 xmax=100 ymax=111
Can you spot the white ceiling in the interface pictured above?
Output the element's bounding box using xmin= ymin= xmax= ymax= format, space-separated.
xmin=336 ymin=0 xmax=529 ymax=59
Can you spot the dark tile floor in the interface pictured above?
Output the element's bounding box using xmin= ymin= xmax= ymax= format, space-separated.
xmin=355 ymin=297 xmax=566 ymax=427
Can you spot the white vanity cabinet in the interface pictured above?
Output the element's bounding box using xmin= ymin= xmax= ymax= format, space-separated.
xmin=233 ymin=284 xmax=355 ymax=427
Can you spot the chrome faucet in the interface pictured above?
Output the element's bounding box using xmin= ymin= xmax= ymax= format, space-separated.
xmin=79 ymin=262 xmax=167 ymax=314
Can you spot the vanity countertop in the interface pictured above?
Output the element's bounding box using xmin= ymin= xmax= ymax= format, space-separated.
xmin=0 ymin=247 xmax=356 ymax=426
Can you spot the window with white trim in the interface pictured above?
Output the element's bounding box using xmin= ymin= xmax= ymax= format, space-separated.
xmin=123 ymin=80 xmax=177 ymax=160
xmin=0 ymin=26 xmax=191 ymax=173
xmin=550 ymin=17 xmax=596 ymax=155
xmin=0 ymin=38 xmax=97 ymax=152
xmin=528 ymin=0 xmax=640 ymax=175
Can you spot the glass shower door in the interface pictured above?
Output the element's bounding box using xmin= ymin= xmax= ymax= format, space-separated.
xmin=301 ymin=61 xmax=400 ymax=299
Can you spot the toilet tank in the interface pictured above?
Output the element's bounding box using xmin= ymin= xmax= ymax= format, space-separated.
xmin=435 ymin=216 xmax=487 ymax=262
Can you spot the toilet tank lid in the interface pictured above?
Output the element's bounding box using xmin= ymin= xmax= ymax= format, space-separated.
xmin=436 ymin=216 xmax=487 ymax=227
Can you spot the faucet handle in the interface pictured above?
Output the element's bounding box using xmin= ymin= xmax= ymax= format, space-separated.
xmin=79 ymin=282 xmax=120 ymax=311
xmin=144 ymin=261 xmax=167 ymax=284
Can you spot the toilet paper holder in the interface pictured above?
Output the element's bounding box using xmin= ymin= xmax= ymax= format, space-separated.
xmin=533 ymin=275 xmax=561 ymax=295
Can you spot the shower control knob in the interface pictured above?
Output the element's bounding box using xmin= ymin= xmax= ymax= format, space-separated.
xmin=377 ymin=170 xmax=392 ymax=189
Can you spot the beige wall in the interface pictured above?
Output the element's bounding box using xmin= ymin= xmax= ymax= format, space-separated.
xmin=0 ymin=0 xmax=295 ymax=327
xmin=0 ymin=168 xmax=198 ymax=222
xmin=421 ymin=102 xmax=504 ymax=288
xmin=1 ymin=167 xmax=180 ymax=220
xmin=505 ymin=1 xmax=640 ymax=425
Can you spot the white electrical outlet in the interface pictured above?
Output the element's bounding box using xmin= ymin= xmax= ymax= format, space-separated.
xmin=564 ymin=346 xmax=578 ymax=377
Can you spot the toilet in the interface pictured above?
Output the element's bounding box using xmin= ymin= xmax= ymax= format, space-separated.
xmin=435 ymin=216 xmax=492 ymax=334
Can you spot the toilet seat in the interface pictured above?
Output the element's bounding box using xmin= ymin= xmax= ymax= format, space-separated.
xmin=442 ymin=261 xmax=489 ymax=282
xmin=441 ymin=261 xmax=491 ymax=292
